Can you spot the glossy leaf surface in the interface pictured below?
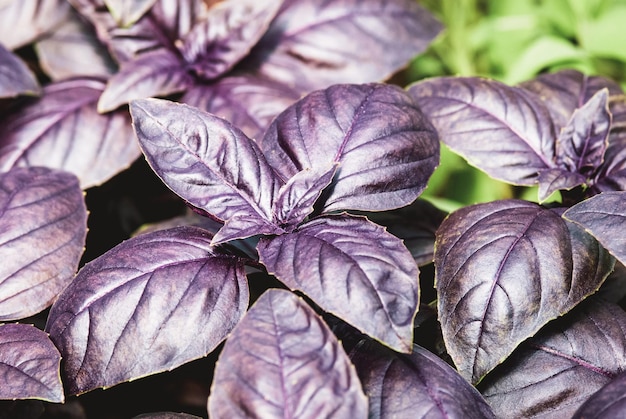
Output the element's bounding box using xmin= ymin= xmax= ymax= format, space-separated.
xmin=46 ymin=226 xmax=249 ymax=395
xmin=181 ymin=0 xmax=282 ymax=80
xmin=130 ymin=98 xmax=284 ymax=243
xmin=0 ymin=323 xmax=63 ymax=403
xmin=408 ymin=77 xmax=556 ymax=185
xmin=248 ymin=0 xmax=442 ymax=92
xmin=0 ymin=167 xmax=87 ymax=320
xmin=0 ymin=44 xmax=40 ymax=98
xmin=435 ymin=200 xmax=613 ymax=383
xmin=351 ymin=342 xmax=496 ymax=419
xmin=181 ymin=75 xmax=299 ymax=141
xmin=257 ymin=214 xmax=419 ymax=353
xmin=261 ymin=83 xmax=439 ymax=212
xmin=0 ymin=0 xmax=70 ymax=49
xmin=480 ymin=298 xmax=626 ymax=418
xmin=98 ymin=48 xmax=192 ymax=112
xmin=564 ymin=191 xmax=626 ymax=266
xmin=208 ymin=289 xmax=367 ymax=419
xmin=571 ymin=371 xmax=626 ymax=418
xmin=0 ymin=77 xmax=141 ymax=188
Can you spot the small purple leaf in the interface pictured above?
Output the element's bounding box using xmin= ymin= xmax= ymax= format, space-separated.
xmin=435 ymin=200 xmax=613 ymax=384
xmin=208 ymin=289 xmax=368 ymax=419
xmin=556 ymin=88 xmax=611 ymax=175
xmin=46 ymin=226 xmax=249 ymax=395
xmin=350 ymin=342 xmax=496 ymax=418
xmin=248 ymin=0 xmax=442 ymax=92
xmin=0 ymin=323 xmax=63 ymax=403
xmin=0 ymin=0 xmax=70 ymax=49
xmin=408 ymin=77 xmax=557 ymax=186
xmin=104 ymin=0 xmax=158 ymax=27
xmin=571 ymin=371 xmax=626 ymax=418
xmin=130 ymin=98 xmax=284 ymax=243
xmin=98 ymin=48 xmax=192 ymax=113
xmin=0 ymin=167 xmax=87 ymax=321
xmin=564 ymin=191 xmax=626 ymax=266
xmin=480 ymin=298 xmax=626 ymax=418
xmin=35 ymin=9 xmax=117 ymax=80
xmin=273 ymin=163 xmax=339 ymax=230
xmin=257 ymin=214 xmax=419 ymax=353
xmin=0 ymin=77 xmax=141 ymax=188
xmin=0 ymin=44 xmax=41 ymax=98
xmin=261 ymin=83 xmax=439 ymax=212
xmin=182 ymin=75 xmax=299 ymax=141
xmin=537 ymin=169 xmax=586 ymax=202
xmin=181 ymin=0 xmax=282 ymax=80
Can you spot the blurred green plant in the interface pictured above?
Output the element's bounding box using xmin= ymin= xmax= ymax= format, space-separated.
xmin=410 ymin=0 xmax=625 ymax=210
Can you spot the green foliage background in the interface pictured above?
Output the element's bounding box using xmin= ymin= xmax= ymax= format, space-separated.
xmin=406 ymin=0 xmax=626 ymax=212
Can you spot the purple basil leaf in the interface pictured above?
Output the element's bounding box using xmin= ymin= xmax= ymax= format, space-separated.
xmin=181 ymin=74 xmax=299 ymax=140
xmin=130 ymin=98 xmax=284 ymax=244
xmin=273 ymin=163 xmax=339 ymax=231
xmin=435 ymin=199 xmax=613 ymax=384
xmin=360 ymin=198 xmax=448 ymax=266
xmin=479 ymin=298 xmax=626 ymax=418
xmin=564 ymin=191 xmax=626 ymax=266
xmin=591 ymin=95 xmax=626 ymax=193
xmin=0 ymin=0 xmax=70 ymax=50
xmin=181 ymin=0 xmax=282 ymax=80
xmin=0 ymin=44 xmax=40 ymax=98
xmin=571 ymin=371 xmax=626 ymax=418
xmin=98 ymin=48 xmax=192 ymax=112
xmin=35 ymin=9 xmax=117 ymax=80
xmin=519 ymin=69 xmax=624 ymax=129
xmin=0 ymin=167 xmax=87 ymax=321
xmin=257 ymin=213 xmax=419 ymax=353
xmin=350 ymin=342 xmax=496 ymax=418
xmin=0 ymin=77 xmax=141 ymax=188
xmin=208 ymin=289 xmax=368 ymax=419
xmin=104 ymin=0 xmax=158 ymax=26
xmin=46 ymin=226 xmax=249 ymax=395
xmin=247 ymin=0 xmax=442 ymax=93
xmin=0 ymin=323 xmax=63 ymax=403
xmin=261 ymin=83 xmax=439 ymax=212
xmin=556 ymin=88 xmax=611 ymax=175
xmin=537 ymin=168 xmax=586 ymax=202
xmin=408 ymin=77 xmax=557 ymax=186
xmin=68 ymin=0 xmax=205 ymax=62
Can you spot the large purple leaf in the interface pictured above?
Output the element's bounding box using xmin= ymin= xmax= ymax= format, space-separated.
xmin=592 ymin=96 xmax=626 ymax=192
xmin=350 ymin=342 xmax=496 ymax=418
xmin=257 ymin=214 xmax=419 ymax=353
xmin=0 ymin=323 xmax=63 ymax=403
xmin=0 ymin=44 xmax=40 ymax=98
xmin=181 ymin=75 xmax=300 ymax=141
xmin=564 ymin=191 xmax=626 ymax=266
xmin=35 ymin=9 xmax=117 ymax=81
xmin=0 ymin=0 xmax=70 ymax=50
xmin=0 ymin=77 xmax=141 ymax=188
xmin=571 ymin=371 xmax=626 ymax=418
xmin=247 ymin=0 xmax=442 ymax=93
xmin=180 ymin=0 xmax=282 ymax=80
xmin=260 ymin=83 xmax=439 ymax=212
xmin=208 ymin=289 xmax=367 ymax=419
xmin=435 ymin=199 xmax=614 ymax=384
xmin=98 ymin=48 xmax=192 ymax=112
xmin=479 ymin=298 xmax=626 ymax=418
xmin=45 ymin=226 xmax=249 ymax=395
xmin=407 ymin=77 xmax=557 ymax=186
xmin=104 ymin=0 xmax=158 ymax=26
xmin=0 ymin=167 xmax=87 ymax=321
xmin=130 ymin=98 xmax=284 ymax=244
